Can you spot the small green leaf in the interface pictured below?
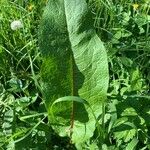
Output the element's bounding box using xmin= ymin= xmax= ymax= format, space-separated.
xmin=113 ymin=117 xmax=128 ymax=128
xmin=125 ymin=138 xmax=138 ymax=150
xmin=113 ymin=121 xmax=137 ymax=143
xmin=130 ymin=67 xmax=142 ymax=91
xmin=2 ymin=109 xmax=14 ymax=136
xmin=120 ymin=57 xmax=133 ymax=67
xmin=7 ymin=78 xmax=22 ymax=92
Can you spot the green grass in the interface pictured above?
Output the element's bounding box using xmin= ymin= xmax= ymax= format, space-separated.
xmin=0 ymin=0 xmax=150 ymax=149
xmin=0 ymin=1 xmax=76 ymax=149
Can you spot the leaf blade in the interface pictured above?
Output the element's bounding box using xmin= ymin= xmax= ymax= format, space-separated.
xmin=39 ymin=0 xmax=109 ymax=144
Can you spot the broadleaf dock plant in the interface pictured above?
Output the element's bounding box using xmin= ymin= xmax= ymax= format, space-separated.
xmin=39 ymin=0 xmax=109 ymax=147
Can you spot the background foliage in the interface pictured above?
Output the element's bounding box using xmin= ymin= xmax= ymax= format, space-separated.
xmin=0 ymin=0 xmax=150 ymax=149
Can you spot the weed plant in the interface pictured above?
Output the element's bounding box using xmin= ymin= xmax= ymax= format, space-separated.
xmin=91 ymin=0 xmax=150 ymax=149
xmin=0 ymin=0 xmax=150 ymax=149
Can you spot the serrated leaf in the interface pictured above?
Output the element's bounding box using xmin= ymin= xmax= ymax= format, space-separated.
xmin=2 ymin=109 xmax=14 ymax=136
xmin=39 ymin=0 xmax=109 ymax=144
xmin=0 ymin=132 xmax=6 ymax=147
xmin=113 ymin=121 xmax=137 ymax=143
xmin=130 ymin=67 xmax=142 ymax=91
xmin=121 ymin=107 xmax=138 ymax=117
xmin=113 ymin=117 xmax=128 ymax=128
xmin=7 ymin=78 xmax=22 ymax=92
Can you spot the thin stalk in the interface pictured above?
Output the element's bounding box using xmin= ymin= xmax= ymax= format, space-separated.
xmin=28 ymin=53 xmax=42 ymax=93
xmin=70 ymin=55 xmax=75 ymax=138
xmin=102 ymin=101 xmax=106 ymax=140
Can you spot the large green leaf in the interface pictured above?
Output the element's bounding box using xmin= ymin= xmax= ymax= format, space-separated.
xmin=39 ymin=0 xmax=109 ymax=144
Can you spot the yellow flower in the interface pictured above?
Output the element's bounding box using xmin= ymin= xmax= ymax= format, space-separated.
xmin=28 ymin=4 xmax=34 ymax=11
xmin=132 ymin=3 xmax=139 ymax=11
